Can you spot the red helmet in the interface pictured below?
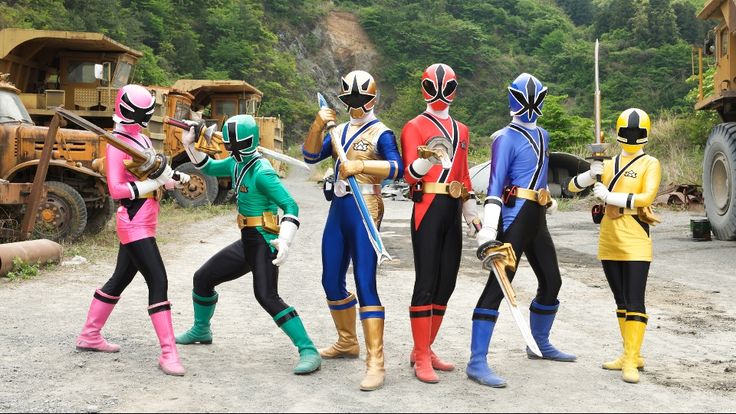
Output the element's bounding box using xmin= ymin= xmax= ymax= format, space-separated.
xmin=421 ymin=63 xmax=457 ymax=111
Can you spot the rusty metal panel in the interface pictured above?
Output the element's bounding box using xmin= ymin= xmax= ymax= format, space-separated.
xmin=0 ymin=181 xmax=46 ymax=204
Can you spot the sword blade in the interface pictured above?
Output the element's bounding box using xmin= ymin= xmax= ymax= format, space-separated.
xmin=257 ymin=146 xmax=311 ymax=171
xmin=54 ymin=107 xmax=149 ymax=163
xmin=594 ymin=39 xmax=602 ymax=145
xmin=490 ymin=259 xmax=543 ymax=357
xmin=318 ymin=92 xmax=390 ymax=263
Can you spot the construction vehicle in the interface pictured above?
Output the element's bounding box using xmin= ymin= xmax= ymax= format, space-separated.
xmin=0 ymin=74 xmax=109 ymax=241
xmin=0 ymin=28 xmax=146 ymax=241
xmin=695 ymin=0 xmax=736 ymax=240
xmin=1 ymin=28 xmax=286 ymax=219
xmin=149 ymin=79 xmax=284 ymax=207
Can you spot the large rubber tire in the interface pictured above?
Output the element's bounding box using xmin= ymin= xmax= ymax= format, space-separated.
xmin=703 ymin=123 xmax=736 ymax=240
xmin=213 ymin=187 xmax=236 ymax=205
xmin=84 ymin=196 xmax=114 ymax=235
xmin=171 ymin=162 xmax=218 ymax=208
xmin=33 ymin=181 xmax=88 ymax=242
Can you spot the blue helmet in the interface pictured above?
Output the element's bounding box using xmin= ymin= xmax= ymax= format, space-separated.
xmin=508 ymin=73 xmax=547 ymax=123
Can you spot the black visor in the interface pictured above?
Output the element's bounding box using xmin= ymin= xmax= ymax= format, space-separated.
xmin=618 ymin=127 xmax=648 ymax=142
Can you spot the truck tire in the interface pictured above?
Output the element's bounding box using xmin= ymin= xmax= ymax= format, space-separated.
xmin=703 ymin=123 xmax=736 ymax=240
xmin=85 ymin=196 xmax=114 ymax=235
xmin=171 ymin=162 xmax=218 ymax=208
xmin=214 ymin=188 xmax=236 ymax=204
xmin=33 ymin=181 xmax=87 ymax=242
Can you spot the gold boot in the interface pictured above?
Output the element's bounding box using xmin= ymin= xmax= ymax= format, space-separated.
xmin=360 ymin=307 xmax=385 ymax=391
xmin=602 ymin=309 xmax=645 ymax=370
xmin=320 ymin=293 xmax=360 ymax=358
xmin=622 ymin=312 xmax=648 ymax=384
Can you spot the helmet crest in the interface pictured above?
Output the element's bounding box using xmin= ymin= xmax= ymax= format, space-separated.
xmin=422 ymin=63 xmax=457 ymax=111
xmin=221 ymin=114 xmax=260 ymax=162
xmin=113 ymin=84 xmax=155 ymax=128
xmin=338 ymin=70 xmax=377 ymax=118
xmin=508 ymin=73 xmax=547 ymax=123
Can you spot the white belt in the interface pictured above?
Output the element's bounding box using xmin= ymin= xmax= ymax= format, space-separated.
xmin=334 ymin=180 xmax=381 ymax=198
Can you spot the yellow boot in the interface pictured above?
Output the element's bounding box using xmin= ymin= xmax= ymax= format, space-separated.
xmin=359 ymin=307 xmax=385 ymax=391
xmin=320 ymin=293 xmax=360 ymax=358
xmin=602 ymin=309 xmax=645 ymax=370
xmin=622 ymin=313 xmax=648 ymax=384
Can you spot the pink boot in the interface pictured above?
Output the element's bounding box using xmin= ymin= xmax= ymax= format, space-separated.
xmin=149 ymin=302 xmax=185 ymax=376
xmin=76 ymin=289 xmax=121 ymax=353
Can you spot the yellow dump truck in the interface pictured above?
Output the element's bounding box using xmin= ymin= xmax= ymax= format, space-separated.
xmin=154 ymin=79 xmax=285 ymax=207
xmin=695 ymin=0 xmax=736 ymax=240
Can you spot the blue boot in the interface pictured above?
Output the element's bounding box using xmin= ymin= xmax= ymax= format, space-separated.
xmin=466 ymin=308 xmax=506 ymax=388
xmin=526 ymin=300 xmax=576 ymax=362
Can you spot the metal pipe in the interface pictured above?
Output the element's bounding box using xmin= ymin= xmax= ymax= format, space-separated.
xmin=0 ymin=239 xmax=63 ymax=276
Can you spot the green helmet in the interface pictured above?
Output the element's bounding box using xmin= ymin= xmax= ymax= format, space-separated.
xmin=222 ymin=114 xmax=259 ymax=162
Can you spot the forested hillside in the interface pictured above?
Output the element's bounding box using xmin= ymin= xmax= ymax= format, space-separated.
xmin=0 ymin=0 xmax=717 ymax=157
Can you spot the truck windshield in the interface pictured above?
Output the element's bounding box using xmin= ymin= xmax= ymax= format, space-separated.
xmin=0 ymin=91 xmax=33 ymax=124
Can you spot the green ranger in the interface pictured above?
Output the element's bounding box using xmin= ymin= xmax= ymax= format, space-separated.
xmin=175 ymin=114 xmax=321 ymax=375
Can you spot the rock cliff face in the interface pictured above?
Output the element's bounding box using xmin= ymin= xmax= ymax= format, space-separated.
xmin=278 ymin=10 xmax=380 ymax=110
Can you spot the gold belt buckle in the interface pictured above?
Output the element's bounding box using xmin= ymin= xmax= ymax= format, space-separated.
xmin=537 ymin=188 xmax=551 ymax=207
xmin=237 ymin=214 xmax=247 ymax=230
xmin=262 ymin=211 xmax=280 ymax=234
xmin=447 ymin=181 xmax=463 ymax=199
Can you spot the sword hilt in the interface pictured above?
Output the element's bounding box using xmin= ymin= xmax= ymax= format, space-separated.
xmin=476 ymin=239 xmax=502 ymax=260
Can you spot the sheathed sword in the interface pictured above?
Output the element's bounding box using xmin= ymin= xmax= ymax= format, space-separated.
xmin=477 ymin=240 xmax=543 ymax=357
xmin=318 ymin=92 xmax=391 ymax=264
xmin=54 ymin=107 xmax=170 ymax=179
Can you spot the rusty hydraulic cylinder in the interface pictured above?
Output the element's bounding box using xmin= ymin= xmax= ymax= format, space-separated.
xmin=0 ymin=239 xmax=63 ymax=276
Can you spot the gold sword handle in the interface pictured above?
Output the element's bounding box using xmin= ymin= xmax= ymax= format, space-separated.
xmin=493 ymin=260 xmax=517 ymax=307
xmin=478 ymin=241 xmax=518 ymax=306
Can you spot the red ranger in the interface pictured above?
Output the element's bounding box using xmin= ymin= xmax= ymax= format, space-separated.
xmin=400 ymin=63 xmax=481 ymax=384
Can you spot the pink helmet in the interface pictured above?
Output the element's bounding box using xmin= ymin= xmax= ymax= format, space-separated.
xmin=113 ymin=84 xmax=155 ymax=127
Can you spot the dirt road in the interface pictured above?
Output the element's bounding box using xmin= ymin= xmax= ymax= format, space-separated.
xmin=1 ymin=168 xmax=734 ymax=412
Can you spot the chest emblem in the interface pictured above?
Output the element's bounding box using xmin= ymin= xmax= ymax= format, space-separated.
xmin=624 ymin=170 xmax=638 ymax=179
xmin=353 ymin=140 xmax=370 ymax=152
xmin=461 ymin=141 xmax=467 ymax=150
xmin=239 ymin=185 xmax=249 ymax=193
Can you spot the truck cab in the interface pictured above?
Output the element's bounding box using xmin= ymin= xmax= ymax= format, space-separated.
xmin=0 ymin=28 xmax=142 ymax=128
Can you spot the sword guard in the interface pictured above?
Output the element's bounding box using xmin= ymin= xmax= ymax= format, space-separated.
xmin=477 ymin=241 xmax=517 ymax=273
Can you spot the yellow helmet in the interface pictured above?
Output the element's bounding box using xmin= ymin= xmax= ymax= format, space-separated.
xmin=616 ymin=108 xmax=650 ymax=146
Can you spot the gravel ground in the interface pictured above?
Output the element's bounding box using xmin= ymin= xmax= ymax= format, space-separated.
xmin=1 ymin=168 xmax=734 ymax=412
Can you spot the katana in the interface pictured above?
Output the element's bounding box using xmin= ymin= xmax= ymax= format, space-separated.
xmin=587 ymin=39 xmax=610 ymax=178
xmin=165 ymin=117 xmax=311 ymax=172
xmin=477 ymin=240 xmax=543 ymax=357
xmin=54 ymin=107 xmax=169 ymax=180
xmin=318 ymin=92 xmax=391 ymax=264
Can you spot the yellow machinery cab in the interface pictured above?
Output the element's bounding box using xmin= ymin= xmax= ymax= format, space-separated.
xmin=0 ymin=28 xmax=142 ymax=127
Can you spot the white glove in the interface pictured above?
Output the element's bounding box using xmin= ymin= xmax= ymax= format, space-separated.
xmin=410 ymin=158 xmax=432 ymax=178
xmin=476 ymin=198 xmax=502 ymax=247
xmin=182 ymin=125 xmax=197 ymax=146
xmin=546 ymin=197 xmax=558 ymax=215
xmin=589 ymin=160 xmax=604 ymax=179
xmin=593 ymin=182 xmax=609 ymax=202
xmin=165 ymin=171 xmax=191 ymax=190
xmin=154 ymin=164 xmax=174 ymax=185
xmin=270 ymin=239 xmax=290 ymax=266
xmin=269 ymin=218 xmax=299 ymax=266
xmin=175 ymin=171 xmax=191 ymax=188
xmin=462 ymin=198 xmax=482 ymax=238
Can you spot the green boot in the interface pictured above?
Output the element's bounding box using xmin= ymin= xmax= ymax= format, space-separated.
xmin=175 ymin=291 xmax=218 ymax=345
xmin=275 ymin=307 xmax=322 ymax=375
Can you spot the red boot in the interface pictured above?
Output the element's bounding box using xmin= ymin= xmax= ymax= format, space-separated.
xmin=76 ymin=289 xmax=121 ymax=353
xmin=429 ymin=305 xmax=455 ymax=371
xmin=410 ymin=305 xmax=439 ymax=383
xmin=409 ymin=305 xmax=455 ymax=371
xmin=149 ymin=301 xmax=185 ymax=376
